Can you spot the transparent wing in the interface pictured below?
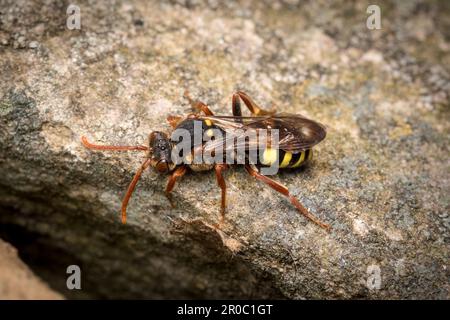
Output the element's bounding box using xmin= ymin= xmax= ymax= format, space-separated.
xmin=199 ymin=113 xmax=327 ymax=154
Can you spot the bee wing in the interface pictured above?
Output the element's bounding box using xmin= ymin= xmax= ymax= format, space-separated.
xmin=268 ymin=113 xmax=327 ymax=152
xmin=199 ymin=113 xmax=326 ymax=154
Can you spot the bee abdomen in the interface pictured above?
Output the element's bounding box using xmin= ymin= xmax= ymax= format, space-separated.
xmin=261 ymin=148 xmax=313 ymax=169
xmin=287 ymin=149 xmax=313 ymax=168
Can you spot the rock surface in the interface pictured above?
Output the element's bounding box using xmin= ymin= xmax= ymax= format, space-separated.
xmin=0 ymin=0 xmax=448 ymax=299
xmin=0 ymin=239 xmax=62 ymax=299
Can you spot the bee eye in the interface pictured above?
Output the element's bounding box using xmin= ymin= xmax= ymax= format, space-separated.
xmin=160 ymin=145 xmax=166 ymax=150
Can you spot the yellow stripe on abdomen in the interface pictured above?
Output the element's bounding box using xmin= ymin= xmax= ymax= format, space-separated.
xmin=261 ymin=149 xmax=312 ymax=168
xmin=261 ymin=148 xmax=278 ymax=166
xmin=280 ymin=152 xmax=292 ymax=168
xmin=307 ymin=149 xmax=313 ymax=161
xmin=290 ymin=151 xmax=306 ymax=168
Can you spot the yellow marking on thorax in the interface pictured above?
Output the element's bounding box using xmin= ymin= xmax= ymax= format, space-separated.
xmin=204 ymin=119 xmax=213 ymax=126
xmin=291 ymin=151 xmax=306 ymax=168
xmin=262 ymin=148 xmax=278 ymax=166
xmin=280 ymin=152 xmax=292 ymax=168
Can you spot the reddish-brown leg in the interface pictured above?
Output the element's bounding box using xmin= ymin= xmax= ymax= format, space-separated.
xmin=81 ymin=136 xmax=148 ymax=151
xmin=167 ymin=115 xmax=183 ymax=128
xmin=214 ymin=164 xmax=228 ymax=225
xmin=165 ymin=165 xmax=188 ymax=207
xmin=121 ymin=158 xmax=152 ymax=224
xmin=245 ymin=165 xmax=331 ymax=231
xmin=184 ymin=90 xmax=214 ymax=116
xmin=234 ymin=91 xmax=276 ymax=116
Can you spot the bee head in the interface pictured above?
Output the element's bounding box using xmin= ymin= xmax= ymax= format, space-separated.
xmin=148 ymin=131 xmax=175 ymax=173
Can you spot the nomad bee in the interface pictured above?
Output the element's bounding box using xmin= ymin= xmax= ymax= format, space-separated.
xmin=81 ymin=91 xmax=329 ymax=231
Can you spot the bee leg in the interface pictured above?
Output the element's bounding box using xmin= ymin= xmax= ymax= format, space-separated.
xmin=184 ymin=90 xmax=214 ymax=116
xmin=244 ymin=165 xmax=331 ymax=232
xmin=214 ymin=164 xmax=228 ymax=227
xmin=233 ymin=91 xmax=276 ymax=116
xmin=165 ymin=165 xmax=188 ymax=208
xmin=167 ymin=115 xmax=183 ymax=128
xmin=121 ymin=158 xmax=152 ymax=224
xmin=81 ymin=136 xmax=148 ymax=151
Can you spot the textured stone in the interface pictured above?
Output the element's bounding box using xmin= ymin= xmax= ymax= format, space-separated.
xmin=0 ymin=0 xmax=448 ymax=299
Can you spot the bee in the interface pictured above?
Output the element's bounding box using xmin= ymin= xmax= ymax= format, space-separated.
xmin=81 ymin=91 xmax=330 ymax=231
